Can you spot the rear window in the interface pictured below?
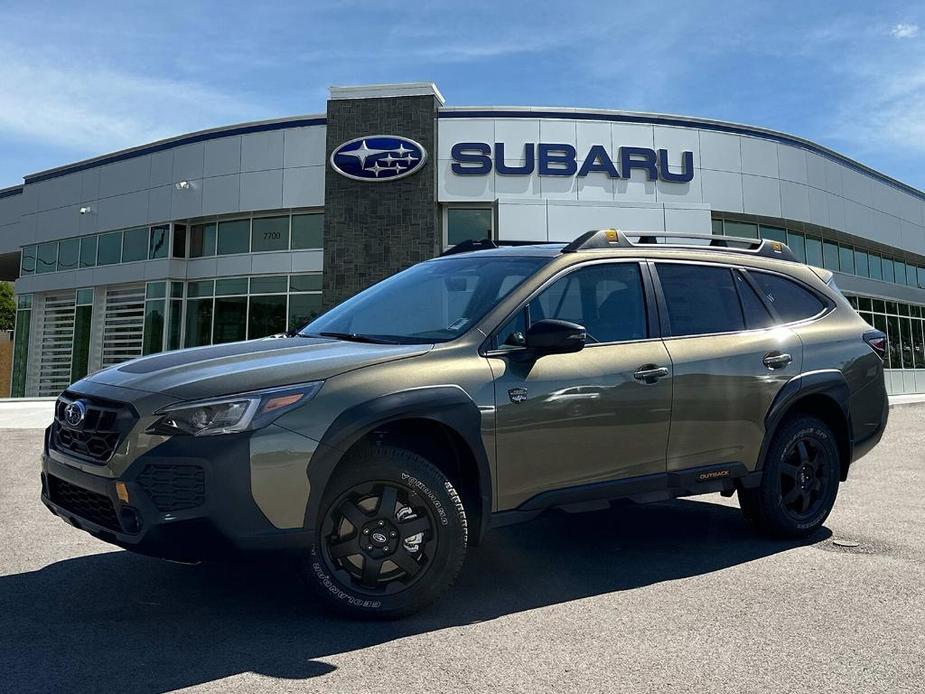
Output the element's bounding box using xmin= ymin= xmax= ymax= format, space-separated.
xmin=656 ymin=263 xmax=745 ymax=337
xmin=734 ymin=271 xmax=775 ymax=329
xmin=750 ymin=272 xmax=826 ymax=323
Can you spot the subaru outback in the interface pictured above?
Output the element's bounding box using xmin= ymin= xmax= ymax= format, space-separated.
xmin=41 ymin=229 xmax=889 ymax=617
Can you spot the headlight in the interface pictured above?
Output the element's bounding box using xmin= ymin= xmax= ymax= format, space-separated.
xmin=148 ymin=381 xmax=322 ymax=437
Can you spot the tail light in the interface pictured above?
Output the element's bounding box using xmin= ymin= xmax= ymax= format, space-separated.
xmin=863 ymin=330 xmax=887 ymax=360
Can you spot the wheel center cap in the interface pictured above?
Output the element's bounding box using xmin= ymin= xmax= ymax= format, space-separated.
xmin=361 ymin=520 xmax=398 ymax=554
xmin=799 ymin=465 xmax=813 ymax=488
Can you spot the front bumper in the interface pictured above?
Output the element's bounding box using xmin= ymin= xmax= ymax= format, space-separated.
xmin=41 ymin=427 xmax=313 ymax=562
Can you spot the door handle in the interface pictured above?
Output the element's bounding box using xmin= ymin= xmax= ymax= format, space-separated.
xmin=763 ymin=351 xmax=792 ymax=369
xmin=634 ymin=365 xmax=670 ymax=383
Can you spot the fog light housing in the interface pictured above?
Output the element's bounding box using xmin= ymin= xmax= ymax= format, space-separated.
xmin=119 ymin=506 xmax=142 ymax=534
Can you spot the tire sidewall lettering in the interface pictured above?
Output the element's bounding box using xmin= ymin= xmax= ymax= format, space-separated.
xmin=401 ymin=471 xmax=449 ymax=526
xmin=777 ymin=426 xmax=835 ymax=529
xmin=309 ymin=546 xmax=383 ymax=609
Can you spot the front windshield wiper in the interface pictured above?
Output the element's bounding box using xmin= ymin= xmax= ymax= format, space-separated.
xmin=312 ymin=331 xmax=400 ymax=345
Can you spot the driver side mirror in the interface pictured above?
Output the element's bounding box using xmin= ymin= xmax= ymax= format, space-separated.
xmin=525 ymin=319 xmax=587 ymax=354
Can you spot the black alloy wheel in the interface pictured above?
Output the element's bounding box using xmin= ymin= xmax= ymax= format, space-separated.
xmin=305 ymin=446 xmax=468 ymax=618
xmin=739 ymin=415 xmax=841 ymax=538
xmin=778 ymin=435 xmax=832 ymax=520
xmin=321 ymin=481 xmax=437 ymax=595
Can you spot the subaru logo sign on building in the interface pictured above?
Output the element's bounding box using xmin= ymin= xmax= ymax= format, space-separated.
xmin=330 ymin=135 xmax=427 ymax=181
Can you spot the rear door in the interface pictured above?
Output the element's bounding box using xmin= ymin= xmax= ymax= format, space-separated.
xmin=651 ymin=261 xmax=803 ymax=473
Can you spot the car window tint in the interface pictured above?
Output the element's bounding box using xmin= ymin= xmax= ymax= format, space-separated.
xmin=735 ymin=271 xmax=775 ymax=329
xmin=656 ymin=263 xmax=745 ymax=336
xmin=533 ymin=273 xmax=583 ymax=324
xmin=496 ymin=308 xmax=528 ymax=347
xmin=751 ymin=271 xmax=825 ymax=323
xmin=496 ymin=263 xmax=647 ymax=347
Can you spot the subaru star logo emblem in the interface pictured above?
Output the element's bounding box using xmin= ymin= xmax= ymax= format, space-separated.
xmin=63 ymin=400 xmax=87 ymax=428
xmin=330 ymin=135 xmax=427 ymax=182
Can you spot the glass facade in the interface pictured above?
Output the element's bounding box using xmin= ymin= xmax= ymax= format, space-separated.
xmin=217 ymin=220 xmax=250 ymax=255
xmin=10 ymin=295 xmax=32 ymax=397
xmin=190 ymin=223 xmax=217 ymax=257
xmin=71 ymin=289 xmax=93 ymax=382
xmin=292 ymin=213 xmax=323 ymax=249
xmin=36 ymin=242 xmax=57 ymax=274
xmin=57 ymin=238 xmax=79 ymax=271
xmin=149 ymin=225 xmax=170 ymax=259
xmin=713 ymin=218 xmax=925 ymax=290
xmin=171 ymin=273 xmax=323 ymax=349
xmin=20 ymin=213 xmax=323 ymax=279
xmin=97 ymin=232 xmax=122 ymax=265
xmin=122 ymin=227 xmax=149 ymax=263
xmin=850 ymin=295 xmax=925 ymax=371
xmin=446 ymin=208 xmax=492 ymax=246
xmin=13 ymin=200 xmax=925 ymax=397
xmin=251 ymin=216 xmax=289 ymax=252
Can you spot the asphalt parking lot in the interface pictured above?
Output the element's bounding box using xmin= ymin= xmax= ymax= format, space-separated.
xmin=2 ymin=406 xmax=924 ymax=693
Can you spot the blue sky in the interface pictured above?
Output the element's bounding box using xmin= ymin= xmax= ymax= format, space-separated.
xmin=1 ymin=0 xmax=923 ymax=189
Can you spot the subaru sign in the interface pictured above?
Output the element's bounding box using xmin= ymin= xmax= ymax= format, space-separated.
xmin=330 ymin=135 xmax=427 ymax=182
xmin=450 ymin=142 xmax=694 ymax=182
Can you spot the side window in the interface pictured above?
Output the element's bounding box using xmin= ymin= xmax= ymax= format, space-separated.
xmin=734 ymin=271 xmax=775 ymax=329
xmin=656 ymin=263 xmax=745 ymax=336
xmin=495 ymin=263 xmax=648 ymax=347
xmin=751 ymin=271 xmax=826 ymax=323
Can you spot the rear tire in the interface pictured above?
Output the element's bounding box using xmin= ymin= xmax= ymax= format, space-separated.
xmin=739 ymin=416 xmax=840 ymax=538
xmin=303 ymin=445 xmax=467 ymax=619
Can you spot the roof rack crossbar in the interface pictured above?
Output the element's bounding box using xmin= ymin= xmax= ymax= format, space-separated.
xmin=561 ymin=229 xmax=797 ymax=262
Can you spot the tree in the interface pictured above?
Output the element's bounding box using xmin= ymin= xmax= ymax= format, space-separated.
xmin=0 ymin=282 xmax=14 ymax=331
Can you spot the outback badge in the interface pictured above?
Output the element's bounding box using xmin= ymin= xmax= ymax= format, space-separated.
xmin=508 ymin=387 xmax=528 ymax=404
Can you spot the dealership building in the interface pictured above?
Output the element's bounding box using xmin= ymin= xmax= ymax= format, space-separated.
xmin=2 ymin=81 xmax=925 ymax=397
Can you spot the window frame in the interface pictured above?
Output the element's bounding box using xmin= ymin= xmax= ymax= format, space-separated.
xmin=250 ymin=214 xmax=291 ymax=253
xmin=443 ymin=204 xmax=495 ymax=249
xmin=481 ymin=259 xmax=660 ymax=355
xmin=648 ymin=260 xmax=833 ymax=339
xmin=651 ymin=260 xmax=749 ymax=339
xmin=740 ymin=267 xmax=833 ymax=327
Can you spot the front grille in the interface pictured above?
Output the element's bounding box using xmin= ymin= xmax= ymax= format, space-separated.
xmin=52 ymin=392 xmax=138 ymax=463
xmin=137 ymin=464 xmax=205 ymax=512
xmin=47 ymin=475 xmax=121 ymax=532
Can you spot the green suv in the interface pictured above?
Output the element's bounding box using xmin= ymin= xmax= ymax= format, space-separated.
xmin=41 ymin=230 xmax=889 ymax=617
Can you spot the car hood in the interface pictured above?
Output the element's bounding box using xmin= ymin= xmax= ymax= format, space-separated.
xmin=84 ymin=337 xmax=432 ymax=401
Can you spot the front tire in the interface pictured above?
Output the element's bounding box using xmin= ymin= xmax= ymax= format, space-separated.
xmin=304 ymin=445 xmax=467 ymax=618
xmin=739 ymin=416 xmax=841 ymax=538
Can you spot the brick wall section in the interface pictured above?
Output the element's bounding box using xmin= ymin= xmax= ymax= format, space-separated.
xmin=322 ymin=94 xmax=441 ymax=308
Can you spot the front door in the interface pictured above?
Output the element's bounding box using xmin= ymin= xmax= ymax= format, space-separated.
xmin=488 ymin=262 xmax=673 ymax=510
xmin=651 ymin=261 xmax=804 ymax=472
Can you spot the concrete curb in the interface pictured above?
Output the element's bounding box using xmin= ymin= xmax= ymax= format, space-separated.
xmin=0 ymin=397 xmax=57 ymax=403
xmin=888 ymin=395 xmax=925 ymax=407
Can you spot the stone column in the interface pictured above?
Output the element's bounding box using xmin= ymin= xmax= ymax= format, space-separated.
xmin=322 ymin=83 xmax=444 ymax=308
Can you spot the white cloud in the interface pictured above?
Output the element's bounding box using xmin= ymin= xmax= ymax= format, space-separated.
xmin=0 ymin=45 xmax=271 ymax=163
xmin=890 ymin=23 xmax=920 ymax=39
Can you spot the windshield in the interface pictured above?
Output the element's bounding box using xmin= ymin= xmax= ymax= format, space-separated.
xmin=300 ymin=255 xmax=549 ymax=344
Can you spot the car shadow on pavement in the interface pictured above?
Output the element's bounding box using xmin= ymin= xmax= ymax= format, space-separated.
xmin=0 ymin=497 xmax=830 ymax=693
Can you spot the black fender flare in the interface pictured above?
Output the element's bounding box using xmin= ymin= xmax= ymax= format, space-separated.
xmin=302 ymin=385 xmax=492 ymax=543
xmin=757 ymin=369 xmax=852 ymax=475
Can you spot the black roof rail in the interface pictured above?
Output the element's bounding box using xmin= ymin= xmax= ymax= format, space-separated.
xmin=440 ymin=238 xmax=560 ymax=256
xmin=440 ymin=238 xmax=498 ymax=256
xmin=561 ymin=229 xmax=798 ymax=262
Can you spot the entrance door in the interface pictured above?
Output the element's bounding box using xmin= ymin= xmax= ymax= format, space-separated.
xmin=489 ymin=262 xmax=673 ymax=510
